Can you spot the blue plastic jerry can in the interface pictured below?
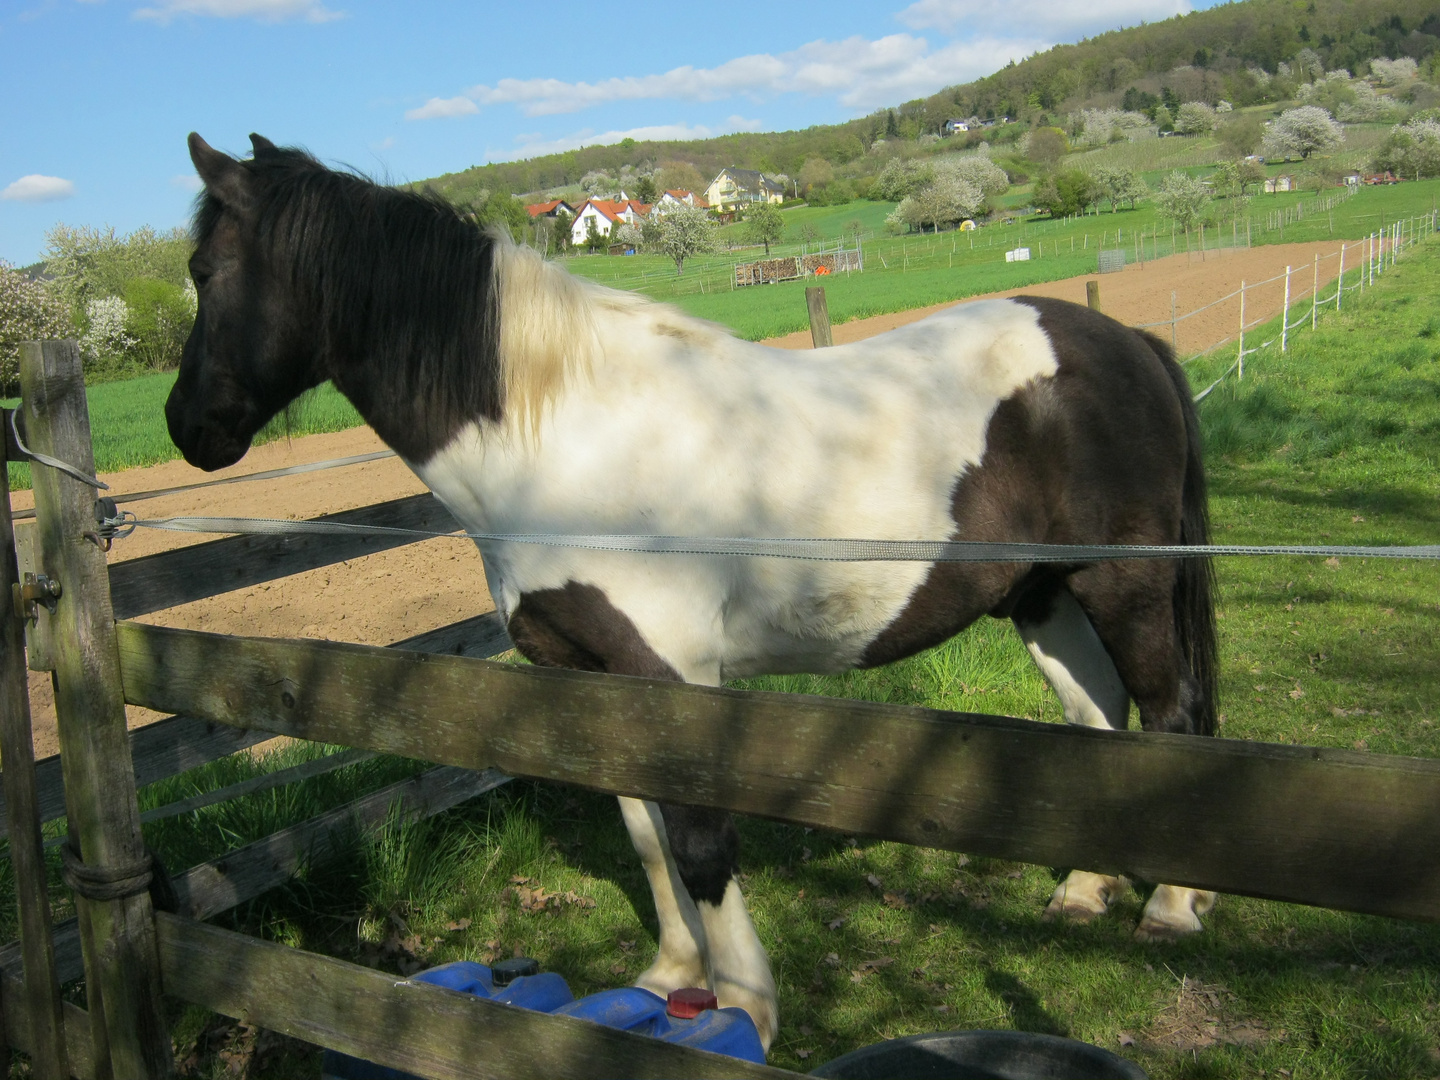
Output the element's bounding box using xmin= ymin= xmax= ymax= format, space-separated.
xmin=554 ymin=986 xmax=767 ymax=1064
xmin=319 ymin=958 xmax=573 ymax=1080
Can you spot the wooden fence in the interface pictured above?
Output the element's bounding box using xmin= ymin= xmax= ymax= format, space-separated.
xmin=1 ymin=338 xmax=1437 ymax=1078
xmin=733 ymin=248 xmax=862 ymax=287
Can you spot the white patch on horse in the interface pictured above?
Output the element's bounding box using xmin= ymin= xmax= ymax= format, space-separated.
xmin=618 ymin=797 xmax=709 ymax=992
xmin=492 ymin=237 xmax=600 ymax=438
xmin=417 ymin=268 xmax=1059 ymax=683
xmin=1015 ymin=590 xmax=1130 ymax=730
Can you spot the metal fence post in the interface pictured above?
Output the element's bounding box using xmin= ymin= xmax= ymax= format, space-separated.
xmin=18 ymin=340 xmax=173 ymax=1077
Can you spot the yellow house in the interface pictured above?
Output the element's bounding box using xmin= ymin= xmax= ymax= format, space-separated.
xmin=704 ymin=168 xmax=785 ymax=211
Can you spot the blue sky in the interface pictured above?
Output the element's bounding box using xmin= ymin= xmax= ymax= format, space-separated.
xmin=2 ymin=0 xmax=1221 ymax=265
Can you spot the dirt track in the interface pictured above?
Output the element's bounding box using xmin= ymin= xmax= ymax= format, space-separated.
xmin=10 ymin=239 xmax=1364 ymax=758
xmin=765 ymin=240 xmax=1361 ymax=356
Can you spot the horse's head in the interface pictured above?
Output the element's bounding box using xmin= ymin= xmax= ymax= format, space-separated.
xmin=166 ymin=133 xmax=325 ymax=471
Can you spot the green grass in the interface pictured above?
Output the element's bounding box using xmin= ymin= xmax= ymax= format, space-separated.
xmin=5 ymin=235 xmax=1437 ymax=1077
xmin=4 ymin=373 xmax=364 ymax=490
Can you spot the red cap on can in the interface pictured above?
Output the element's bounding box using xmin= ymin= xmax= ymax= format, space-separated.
xmin=666 ymin=987 xmax=719 ymax=1018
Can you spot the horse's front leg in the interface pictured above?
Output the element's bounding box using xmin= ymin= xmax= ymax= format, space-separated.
xmin=504 ymin=583 xmax=777 ymax=1049
xmin=656 ymin=803 xmax=776 ymax=1049
xmin=619 ymin=799 xmax=776 ymax=1050
xmin=618 ymin=797 xmax=709 ymax=993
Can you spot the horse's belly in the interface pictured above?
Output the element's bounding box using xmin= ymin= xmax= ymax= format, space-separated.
xmin=717 ymin=561 xmax=928 ymax=679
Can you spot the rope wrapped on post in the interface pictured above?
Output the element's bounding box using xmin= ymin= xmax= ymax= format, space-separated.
xmin=60 ymin=839 xmax=178 ymax=912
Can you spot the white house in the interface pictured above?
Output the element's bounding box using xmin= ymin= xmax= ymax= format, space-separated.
xmin=570 ymin=198 xmax=651 ymax=245
xmin=704 ymin=168 xmax=785 ymax=211
xmin=944 ymin=118 xmax=971 ymax=135
xmin=650 ymin=189 xmax=710 ymax=215
xmin=524 ymin=199 xmax=575 ymax=218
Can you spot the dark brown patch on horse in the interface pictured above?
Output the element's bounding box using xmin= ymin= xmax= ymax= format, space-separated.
xmin=507 ymin=581 xmax=737 ymax=905
xmin=861 ymin=296 xmax=1216 ymax=737
xmin=507 ymin=581 xmax=682 ymax=678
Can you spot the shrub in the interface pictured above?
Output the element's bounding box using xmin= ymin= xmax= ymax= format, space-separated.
xmin=123 ymin=277 xmax=194 ymax=371
xmin=1175 ymin=102 xmax=1218 ymax=135
xmin=79 ymin=295 xmax=136 ymax=376
xmin=1262 ymin=106 xmax=1344 ymax=161
xmin=0 ymin=262 xmax=74 ymax=392
xmin=1153 ymin=170 xmax=1211 ymax=230
xmin=872 ymin=158 xmax=933 ymax=201
xmin=1032 ymin=169 xmax=1097 ymax=217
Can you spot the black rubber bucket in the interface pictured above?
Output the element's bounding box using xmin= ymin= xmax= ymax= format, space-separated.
xmin=808 ymin=1030 xmax=1148 ymax=1080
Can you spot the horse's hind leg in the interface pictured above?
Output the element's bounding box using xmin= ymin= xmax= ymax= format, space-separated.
xmin=1061 ymin=565 xmax=1219 ymax=939
xmin=1013 ymin=586 xmax=1134 ymax=922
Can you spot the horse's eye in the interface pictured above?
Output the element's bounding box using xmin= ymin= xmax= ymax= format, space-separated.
xmin=192 ymin=272 xmax=211 ymax=289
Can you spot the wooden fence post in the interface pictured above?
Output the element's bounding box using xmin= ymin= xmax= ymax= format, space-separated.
xmin=1238 ymin=281 xmax=1246 ymax=382
xmin=805 ymin=287 xmax=832 ymax=349
xmin=1336 ymin=243 xmax=1344 ymax=312
xmin=1281 ymin=267 xmax=1291 ymax=353
xmin=1 ymin=414 xmax=69 ymax=1076
xmin=1085 ymin=280 xmax=1101 ymax=312
xmin=18 ymin=341 xmax=172 ymax=1077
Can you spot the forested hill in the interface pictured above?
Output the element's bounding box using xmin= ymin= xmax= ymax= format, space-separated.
xmin=422 ymin=0 xmax=1437 ymax=203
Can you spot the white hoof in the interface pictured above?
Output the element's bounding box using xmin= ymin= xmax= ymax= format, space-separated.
xmin=1043 ymin=871 xmax=1130 ymax=923
xmin=633 ymin=953 xmax=708 ymax=998
xmin=1134 ymin=885 xmax=1217 ymax=942
xmin=714 ymin=975 xmax=778 ymax=1053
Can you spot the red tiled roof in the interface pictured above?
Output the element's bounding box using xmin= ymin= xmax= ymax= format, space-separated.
xmin=525 ymin=199 xmax=572 ymax=217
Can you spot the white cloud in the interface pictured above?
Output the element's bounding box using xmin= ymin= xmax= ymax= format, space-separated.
xmin=413 ymin=33 xmax=1043 ymax=124
xmin=897 ymin=0 xmax=1190 ymax=38
xmin=491 ymin=117 xmax=764 ymax=162
xmin=171 ymin=173 xmax=204 ymax=192
xmin=1 ymin=175 xmax=76 ymax=203
xmin=372 ymin=136 xmax=396 ymax=151
xmin=404 ymin=96 xmax=480 ymax=121
xmin=133 ymin=0 xmax=342 ymax=24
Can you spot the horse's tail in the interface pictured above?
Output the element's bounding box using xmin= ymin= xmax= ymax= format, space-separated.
xmin=1140 ymin=329 xmax=1218 ymax=737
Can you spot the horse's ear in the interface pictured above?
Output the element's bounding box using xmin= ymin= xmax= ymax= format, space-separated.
xmin=250 ymin=133 xmax=277 ymax=156
xmin=188 ymin=132 xmax=248 ymax=208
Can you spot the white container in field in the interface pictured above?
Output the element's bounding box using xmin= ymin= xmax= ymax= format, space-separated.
xmin=1005 ymin=247 xmax=1031 ymax=262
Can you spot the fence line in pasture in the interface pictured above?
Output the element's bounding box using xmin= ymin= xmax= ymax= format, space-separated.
xmin=1141 ymin=209 xmax=1439 ymax=403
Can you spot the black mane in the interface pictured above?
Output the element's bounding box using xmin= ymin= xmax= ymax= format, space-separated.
xmin=195 ymin=144 xmax=503 ymax=461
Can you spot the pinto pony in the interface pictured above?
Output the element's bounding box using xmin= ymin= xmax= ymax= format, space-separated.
xmin=168 ymin=134 xmax=1220 ymax=1049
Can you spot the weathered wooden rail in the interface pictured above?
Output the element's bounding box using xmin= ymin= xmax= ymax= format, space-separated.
xmin=0 ymin=337 xmax=1437 ymax=1078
